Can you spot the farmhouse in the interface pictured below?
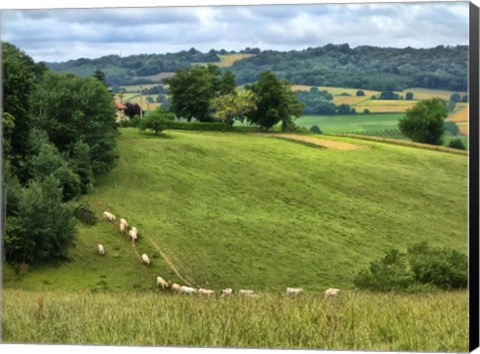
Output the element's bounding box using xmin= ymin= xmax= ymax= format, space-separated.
xmin=115 ymin=100 xmax=128 ymax=123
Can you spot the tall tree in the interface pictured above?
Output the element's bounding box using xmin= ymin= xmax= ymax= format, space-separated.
xmin=211 ymin=89 xmax=256 ymax=130
xmin=398 ymin=98 xmax=448 ymax=145
xmin=2 ymin=42 xmax=46 ymax=171
xmin=93 ymin=68 xmax=108 ymax=86
xmin=31 ymin=71 xmax=118 ymax=174
xmin=246 ymin=71 xmax=303 ymax=131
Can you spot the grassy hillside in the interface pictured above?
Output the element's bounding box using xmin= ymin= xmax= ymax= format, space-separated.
xmin=4 ymin=129 xmax=468 ymax=294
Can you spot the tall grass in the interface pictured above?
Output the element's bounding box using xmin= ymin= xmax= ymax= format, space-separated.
xmin=2 ymin=289 xmax=468 ymax=351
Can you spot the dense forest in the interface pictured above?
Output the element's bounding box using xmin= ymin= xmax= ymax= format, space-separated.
xmin=46 ymin=44 xmax=468 ymax=91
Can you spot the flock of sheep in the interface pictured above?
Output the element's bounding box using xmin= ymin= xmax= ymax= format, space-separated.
xmin=100 ymin=210 xmax=341 ymax=298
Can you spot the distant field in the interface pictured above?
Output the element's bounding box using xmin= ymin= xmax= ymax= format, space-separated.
xmin=120 ymin=93 xmax=161 ymax=111
xmin=217 ymin=53 xmax=256 ymax=67
xmin=121 ymin=83 xmax=160 ymax=92
xmin=332 ymin=96 xmax=370 ymax=106
xmin=134 ymin=72 xmax=175 ymax=82
xmin=355 ymin=99 xmax=416 ymax=113
xmin=292 ymin=85 xmax=380 ymax=98
xmin=296 ymin=113 xmax=405 ymax=134
xmin=407 ymin=88 xmax=467 ymax=101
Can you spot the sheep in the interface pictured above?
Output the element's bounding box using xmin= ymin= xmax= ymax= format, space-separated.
xmin=103 ymin=211 xmax=116 ymax=222
xmin=141 ymin=253 xmax=150 ymax=266
xmin=156 ymin=276 xmax=169 ymax=289
xmin=119 ymin=222 xmax=127 ymax=235
xmin=286 ymin=287 xmax=304 ymax=295
xmin=221 ymin=288 xmax=233 ymax=296
xmin=129 ymin=229 xmax=138 ymax=243
xmin=324 ymin=288 xmax=340 ymax=297
xmin=179 ymin=286 xmax=197 ymax=294
xmin=238 ymin=289 xmax=255 ymax=296
xmin=198 ymin=288 xmax=215 ymax=296
xmin=171 ymin=283 xmax=181 ymax=293
xmin=119 ymin=218 xmax=128 ymax=227
xmin=97 ymin=244 xmax=105 ymax=255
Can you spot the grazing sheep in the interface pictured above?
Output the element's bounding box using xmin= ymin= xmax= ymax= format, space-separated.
xmin=171 ymin=283 xmax=181 ymax=293
xmin=156 ymin=276 xmax=169 ymax=289
xmin=221 ymin=288 xmax=233 ymax=296
xmin=179 ymin=286 xmax=197 ymax=294
xmin=119 ymin=222 xmax=127 ymax=235
xmin=97 ymin=244 xmax=105 ymax=255
xmin=141 ymin=253 xmax=150 ymax=266
xmin=119 ymin=218 xmax=128 ymax=227
xmin=103 ymin=211 xmax=116 ymax=222
xmin=198 ymin=288 xmax=215 ymax=296
xmin=129 ymin=229 xmax=138 ymax=243
xmin=324 ymin=288 xmax=340 ymax=297
xmin=286 ymin=287 xmax=304 ymax=295
xmin=238 ymin=289 xmax=255 ymax=296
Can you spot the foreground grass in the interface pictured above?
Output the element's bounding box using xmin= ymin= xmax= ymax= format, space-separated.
xmin=1 ymin=289 xmax=468 ymax=351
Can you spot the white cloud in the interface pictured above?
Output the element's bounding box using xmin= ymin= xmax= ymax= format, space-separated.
xmin=0 ymin=2 xmax=470 ymax=62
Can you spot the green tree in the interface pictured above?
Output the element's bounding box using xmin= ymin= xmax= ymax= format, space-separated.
xmin=405 ymin=92 xmax=414 ymax=100
xmin=2 ymin=42 xmax=46 ymax=172
xmin=356 ymin=90 xmax=365 ymax=96
xmin=4 ymin=176 xmax=77 ymax=264
xmin=140 ymin=107 xmax=175 ymax=135
xmin=164 ymin=66 xmax=214 ymax=122
xmin=444 ymin=121 xmax=460 ymax=136
xmin=450 ymin=93 xmax=461 ymax=102
xmin=246 ymin=71 xmax=303 ymax=131
xmin=398 ymin=98 xmax=448 ymax=145
xmin=31 ymin=71 xmax=118 ymax=174
xmin=211 ymin=89 xmax=256 ymax=130
xmin=93 ymin=68 xmax=108 ymax=86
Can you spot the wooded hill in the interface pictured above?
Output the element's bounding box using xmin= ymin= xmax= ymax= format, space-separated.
xmin=46 ymin=44 xmax=468 ymax=91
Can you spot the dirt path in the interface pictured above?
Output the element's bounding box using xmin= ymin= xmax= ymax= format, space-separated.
xmin=252 ymin=133 xmax=366 ymax=150
xmin=145 ymin=237 xmax=198 ymax=287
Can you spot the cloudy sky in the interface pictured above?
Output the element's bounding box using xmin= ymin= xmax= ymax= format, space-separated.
xmin=0 ymin=1 xmax=470 ymax=63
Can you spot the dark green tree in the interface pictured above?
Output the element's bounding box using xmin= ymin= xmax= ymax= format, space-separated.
xmin=4 ymin=176 xmax=77 ymax=264
xmin=450 ymin=93 xmax=461 ymax=102
xmin=356 ymin=90 xmax=365 ymax=96
xmin=405 ymin=92 xmax=414 ymax=100
xmin=246 ymin=71 xmax=303 ymax=131
xmin=398 ymin=98 xmax=448 ymax=145
xmin=164 ymin=66 xmax=215 ymax=122
xmin=31 ymin=71 xmax=118 ymax=174
xmin=2 ymin=42 xmax=46 ymax=172
xmin=93 ymin=68 xmax=108 ymax=86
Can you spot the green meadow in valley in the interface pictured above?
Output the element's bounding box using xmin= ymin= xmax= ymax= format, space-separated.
xmin=3 ymin=129 xmax=468 ymax=350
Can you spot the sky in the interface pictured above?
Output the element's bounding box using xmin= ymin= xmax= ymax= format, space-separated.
xmin=0 ymin=1 xmax=470 ymax=63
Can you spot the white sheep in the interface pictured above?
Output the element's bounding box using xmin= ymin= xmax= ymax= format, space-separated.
xmin=141 ymin=253 xmax=150 ymax=266
xmin=286 ymin=287 xmax=304 ymax=295
xmin=119 ymin=218 xmax=129 ymax=227
xmin=198 ymin=288 xmax=215 ymax=296
xmin=171 ymin=283 xmax=181 ymax=293
xmin=221 ymin=288 xmax=233 ymax=296
xmin=238 ymin=289 xmax=255 ymax=296
xmin=156 ymin=276 xmax=169 ymax=289
xmin=129 ymin=229 xmax=138 ymax=243
xmin=103 ymin=211 xmax=116 ymax=222
xmin=324 ymin=288 xmax=340 ymax=297
xmin=179 ymin=286 xmax=197 ymax=294
xmin=97 ymin=244 xmax=105 ymax=255
xmin=119 ymin=222 xmax=127 ymax=235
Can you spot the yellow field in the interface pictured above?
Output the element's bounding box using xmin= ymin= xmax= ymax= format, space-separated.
xmin=406 ymin=88 xmax=467 ymax=101
xmin=446 ymin=107 xmax=469 ymax=135
xmin=292 ymin=85 xmax=380 ymax=97
xmin=355 ymin=99 xmax=416 ymax=113
xmin=121 ymin=84 xmax=159 ymax=92
xmin=118 ymin=93 xmax=161 ymax=111
xmin=332 ymin=96 xmax=370 ymax=106
xmin=217 ymin=53 xmax=256 ymax=67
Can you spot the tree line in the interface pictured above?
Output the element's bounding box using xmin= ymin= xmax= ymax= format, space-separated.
xmin=2 ymin=43 xmax=118 ymax=266
xmin=46 ymin=44 xmax=468 ymax=92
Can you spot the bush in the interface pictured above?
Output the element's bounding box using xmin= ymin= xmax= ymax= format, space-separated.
xmin=353 ymin=242 xmax=467 ymax=292
xmin=119 ymin=120 xmax=131 ymax=128
xmin=356 ymin=90 xmax=365 ymax=97
xmin=309 ymin=125 xmax=323 ymax=134
xmin=167 ymin=121 xmax=225 ymax=131
xmin=73 ymin=202 xmax=98 ymax=225
xmin=363 ymin=109 xmax=370 ymax=114
xmin=447 ymin=138 xmax=466 ymax=150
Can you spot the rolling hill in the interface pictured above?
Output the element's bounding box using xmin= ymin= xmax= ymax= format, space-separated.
xmin=4 ymin=129 xmax=468 ymax=293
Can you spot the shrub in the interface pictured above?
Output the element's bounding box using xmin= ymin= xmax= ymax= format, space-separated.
xmin=353 ymin=242 xmax=468 ymax=292
xmin=119 ymin=120 xmax=131 ymax=128
xmin=73 ymin=202 xmax=98 ymax=225
xmin=167 ymin=121 xmax=225 ymax=131
xmin=363 ymin=109 xmax=370 ymax=114
xmin=309 ymin=125 xmax=323 ymax=134
xmin=447 ymin=138 xmax=466 ymax=150
xmin=356 ymin=90 xmax=365 ymax=97
xmin=444 ymin=121 xmax=460 ymax=136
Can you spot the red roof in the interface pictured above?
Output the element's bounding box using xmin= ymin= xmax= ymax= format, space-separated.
xmin=115 ymin=101 xmax=127 ymax=110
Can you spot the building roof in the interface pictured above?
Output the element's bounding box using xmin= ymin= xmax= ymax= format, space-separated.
xmin=115 ymin=100 xmax=127 ymax=110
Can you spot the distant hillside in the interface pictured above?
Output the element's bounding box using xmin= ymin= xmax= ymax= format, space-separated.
xmin=46 ymin=44 xmax=468 ymax=91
